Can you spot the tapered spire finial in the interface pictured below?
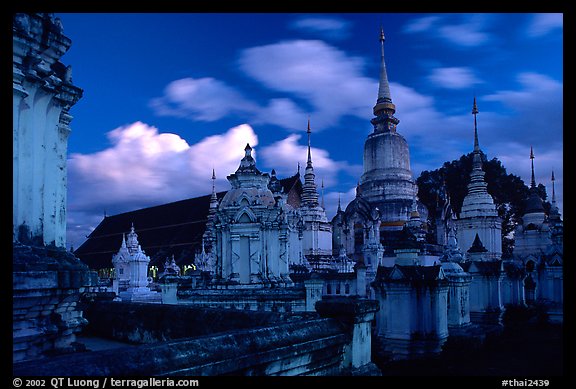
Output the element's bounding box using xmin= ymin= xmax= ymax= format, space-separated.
xmin=472 ymin=97 xmax=480 ymax=152
xmin=371 ymin=26 xmax=399 ymax=132
xmin=301 ymin=118 xmax=319 ymax=207
xmin=551 ymin=170 xmax=556 ymax=203
xmin=307 ymin=117 xmax=312 ymax=166
xmin=530 ymin=146 xmax=536 ymax=189
xmin=376 ymin=26 xmax=392 ymax=106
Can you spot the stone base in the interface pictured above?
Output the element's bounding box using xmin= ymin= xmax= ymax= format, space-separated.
xmin=470 ymin=309 xmax=503 ymax=325
xmin=445 ymin=323 xmax=495 ymax=351
xmin=118 ymin=290 xmax=162 ymax=303
xmin=547 ymin=308 xmax=563 ymax=324
xmin=13 ymin=243 xmax=94 ymax=362
xmin=350 ymin=362 xmax=382 ymax=376
xmin=375 ymin=335 xmax=447 ymax=361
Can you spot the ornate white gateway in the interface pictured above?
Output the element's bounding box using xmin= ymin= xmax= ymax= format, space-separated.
xmin=209 ymin=144 xmax=302 ymax=287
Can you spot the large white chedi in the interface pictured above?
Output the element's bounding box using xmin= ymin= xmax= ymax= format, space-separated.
xmin=212 ymin=144 xmax=302 ymax=286
xmin=334 ymin=28 xmax=427 ymax=275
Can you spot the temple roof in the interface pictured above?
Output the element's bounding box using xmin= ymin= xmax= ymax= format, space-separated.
xmin=461 ymin=260 xmax=503 ymax=275
xmin=75 ymin=175 xmax=301 ymax=270
xmin=374 ymin=264 xmax=445 ymax=284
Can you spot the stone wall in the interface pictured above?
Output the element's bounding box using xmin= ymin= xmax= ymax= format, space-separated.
xmin=82 ymin=301 xmax=317 ymax=344
xmin=14 ymin=298 xmax=381 ymax=376
xmin=13 ymin=244 xmax=95 ymax=362
xmin=177 ymin=285 xmax=309 ymax=312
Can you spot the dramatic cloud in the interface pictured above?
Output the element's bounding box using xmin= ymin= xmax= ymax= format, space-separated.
xmin=481 ymin=72 xmax=563 ymax=212
xmin=259 ymin=133 xmax=362 ymax=188
xmin=527 ymin=13 xmax=563 ymax=37
xmin=483 ymin=72 xmax=562 ymax=147
xmin=428 ymin=67 xmax=481 ymax=89
xmin=150 ymin=39 xmax=379 ymax=132
xmin=149 ymin=77 xmax=258 ymax=122
xmin=290 ymin=16 xmax=352 ymax=40
xmin=67 ymin=122 xmax=258 ymax=248
xmin=239 ymin=39 xmax=375 ymax=130
xmin=438 ymin=20 xmax=491 ymax=47
xmin=253 ymin=98 xmax=308 ymax=131
xmin=403 ymin=16 xmax=441 ymax=33
xmin=404 ymin=14 xmax=492 ymax=47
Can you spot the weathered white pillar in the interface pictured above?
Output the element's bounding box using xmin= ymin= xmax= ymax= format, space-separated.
xmin=160 ymin=277 xmax=178 ymax=305
xmin=316 ymin=297 xmax=380 ymax=374
xmin=304 ymin=275 xmax=324 ymax=312
xmin=13 ymin=13 xmax=82 ymax=248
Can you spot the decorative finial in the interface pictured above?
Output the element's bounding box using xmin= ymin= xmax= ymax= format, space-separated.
xmin=211 ymin=167 xmax=216 ymax=190
xmin=530 ymin=146 xmax=536 ymax=188
xmin=472 ymin=97 xmax=480 ymax=152
xmin=472 ymin=96 xmax=479 ymax=115
xmin=321 ymin=178 xmax=325 ymax=209
xmin=375 ymin=25 xmax=393 ymax=107
xmin=551 ymin=170 xmax=556 ymax=203
xmin=244 ymin=143 xmax=252 ymax=157
xmin=306 ymin=117 xmax=313 ymax=166
xmin=337 ymin=192 xmax=342 ymax=212
xmin=297 ymin=162 xmax=300 ymax=175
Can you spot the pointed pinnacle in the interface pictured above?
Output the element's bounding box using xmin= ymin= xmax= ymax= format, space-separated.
xmin=306 ymin=118 xmax=312 ymax=165
xmin=551 ymin=170 xmax=556 ymax=202
xmin=530 ymin=146 xmax=536 ymax=188
xmin=472 ymin=97 xmax=480 ymax=152
xmin=472 ymin=96 xmax=479 ymax=115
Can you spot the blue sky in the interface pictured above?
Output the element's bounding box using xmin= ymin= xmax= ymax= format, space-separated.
xmin=56 ymin=13 xmax=564 ymax=250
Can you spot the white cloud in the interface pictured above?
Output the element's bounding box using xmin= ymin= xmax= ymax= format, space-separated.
xmin=259 ymin=133 xmax=361 ymax=188
xmin=149 ymin=77 xmax=258 ymax=122
xmin=403 ymin=16 xmax=441 ymax=33
xmin=290 ymin=16 xmax=351 ymax=40
xmin=428 ymin=67 xmax=481 ymax=89
xmin=253 ymin=98 xmax=308 ymax=131
xmin=438 ymin=24 xmax=489 ymax=47
xmin=404 ymin=14 xmax=492 ymax=47
xmin=481 ymin=72 xmax=563 ymax=214
xmin=484 ymin=72 xmax=562 ymax=113
xmin=239 ymin=39 xmax=375 ymax=130
xmin=67 ymin=122 xmax=258 ymax=248
xmin=527 ymin=13 xmax=563 ymax=37
xmin=150 ymin=39 xmax=378 ymax=132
